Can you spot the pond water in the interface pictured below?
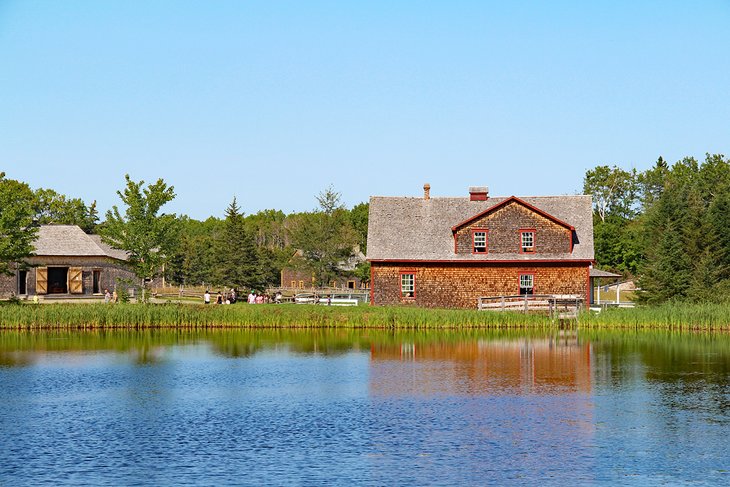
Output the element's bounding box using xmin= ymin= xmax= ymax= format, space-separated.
xmin=0 ymin=328 xmax=729 ymax=486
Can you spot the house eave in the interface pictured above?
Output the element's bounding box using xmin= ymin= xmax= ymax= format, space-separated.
xmin=450 ymin=195 xmax=576 ymax=233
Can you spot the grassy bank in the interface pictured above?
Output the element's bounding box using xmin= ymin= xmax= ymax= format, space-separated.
xmin=0 ymin=302 xmax=553 ymax=329
xmin=581 ymin=302 xmax=730 ymax=331
xmin=2 ymin=301 xmax=730 ymax=330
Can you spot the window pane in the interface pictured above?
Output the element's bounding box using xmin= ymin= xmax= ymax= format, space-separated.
xmin=521 ymin=232 xmax=534 ymax=251
xmin=401 ymin=273 xmax=415 ymax=297
xmin=473 ymin=231 xmax=487 ymax=252
xmin=519 ymin=274 xmax=534 ymax=295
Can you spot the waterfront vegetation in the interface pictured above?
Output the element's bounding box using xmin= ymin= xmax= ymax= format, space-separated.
xmin=2 ymin=301 xmax=730 ymax=330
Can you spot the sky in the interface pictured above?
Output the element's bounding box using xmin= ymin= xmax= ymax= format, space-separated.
xmin=1 ymin=0 xmax=729 ymax=220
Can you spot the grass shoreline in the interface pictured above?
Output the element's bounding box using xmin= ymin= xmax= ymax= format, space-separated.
xmin=1 ymin=301 xmax=730 ymax=331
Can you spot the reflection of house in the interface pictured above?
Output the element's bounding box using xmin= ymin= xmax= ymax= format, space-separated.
xmin=279 ymin=249 xmax=368 ymax=290
xmin=367 ymin=185 xmax=594 ymax=308
xmin=369 ymin=336 xmax=592 ymax=396
xmin=0 ymin=225 xmax=133 ymax=298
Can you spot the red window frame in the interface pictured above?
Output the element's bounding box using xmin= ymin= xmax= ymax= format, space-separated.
xmin=519 ymin=272 xmax=535 ymax=295
xmin=471 ymin=228 xmax=488 ymax=254
xmin=519 ymin=228 xmax=536 ymax=253
xmin=400 ymin=271 xmax=416 ymax=299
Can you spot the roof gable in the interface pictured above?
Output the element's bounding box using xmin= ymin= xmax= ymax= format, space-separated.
xmin=451 ymin=196 xmax=575 ymax=233
xmin=32 ymin=225 xmax=128 ymax=261
xmin=366 ymin=194 xmax=594 ymax=262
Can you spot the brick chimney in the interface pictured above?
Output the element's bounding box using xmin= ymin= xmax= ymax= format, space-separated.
xmin=469 ymin=186 xmax=488 ymax=201
xmin=423 ymin=183 xmax=431 ymax=200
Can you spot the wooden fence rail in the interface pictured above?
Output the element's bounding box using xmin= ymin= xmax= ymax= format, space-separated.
xmin=478 ymin=294 xmax=583 ymax=319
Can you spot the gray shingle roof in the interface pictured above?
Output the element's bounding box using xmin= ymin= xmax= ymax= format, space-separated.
xmin=33 ymin=225 xmax=128 ymax=261
xmin=366 ymin=195 xmax=594 ymax=262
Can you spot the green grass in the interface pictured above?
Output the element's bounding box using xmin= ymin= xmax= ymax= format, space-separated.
xmin=3 ymin=301 xmax=730 ymax=331
xmin=0 ymin=302 xmax=554 ymax=330
xmin=581 ymin=302 xmax=730 ymax=331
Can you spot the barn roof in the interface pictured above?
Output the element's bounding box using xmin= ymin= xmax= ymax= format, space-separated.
xmin=367 ymin=194 xmax=594 ymax=262
xmin=33 ymin=225 xmax=128 ymax=261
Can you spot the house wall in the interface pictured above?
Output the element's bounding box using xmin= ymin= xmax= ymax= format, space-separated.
xmin=0 ymin=263 xmax=20 ymax=298
xmin=371 ymin=261 xmax=589 ymax=308
xmin=454 ymin=202 xmax=571 ymax=254
xmin=0 ymin=257 xmax=134 ymax=298
xmin=280 ymin=268 xmax=366 ymax=290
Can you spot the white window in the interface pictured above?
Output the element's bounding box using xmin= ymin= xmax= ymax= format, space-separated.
xmin=521 ymin=231 xmax=535 ymax=252
xmin=519 ymin=274 xmax=534 ymax=295
xmin=473 ymin=231 xmax=487 ymax=253
xmin=401 ymin=273 xmax=415 ymax=297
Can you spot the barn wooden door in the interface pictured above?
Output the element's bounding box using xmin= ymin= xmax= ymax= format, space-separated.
xmin=36 ymin=267 xmax=48 ymax=295
xmin=68 ymin=267 xmax=83 ymax=294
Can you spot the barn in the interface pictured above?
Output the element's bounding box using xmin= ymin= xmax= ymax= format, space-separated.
xmin=366 ymin=185 xmax=594 ymax=308
xmin=0 ymin=225 xmax=134 ymax=299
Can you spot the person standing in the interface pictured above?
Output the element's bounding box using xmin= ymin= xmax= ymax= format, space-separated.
xmin=104 ymin=289 xmax=111 ymax=304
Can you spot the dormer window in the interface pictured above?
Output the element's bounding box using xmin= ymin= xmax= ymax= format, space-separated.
xmin=472 ymin=229 xmax=487 ymax=253
xmin=520 ymin=230 xmax=535 ymax=253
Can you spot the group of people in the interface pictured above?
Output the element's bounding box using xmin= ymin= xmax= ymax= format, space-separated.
xmin=103 ymin=289 xmax=118 ymax=304
xmin=203 ymin=289 xmax=283 ymax=305
xmin=203 ymin=289 xmax=237 ymax=305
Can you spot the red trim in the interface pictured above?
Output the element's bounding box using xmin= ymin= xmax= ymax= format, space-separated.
xmin=369 ymin=263 xmax=374 ymax=305
xmin=453 ymin=233 xmax=457 ymax=254
xmin=369 ymin=259 xmax=594 ymax=264
xmin=451 ymin=196 xmax=575 ymax=233
xmin=399 ymin=270 xmax=416 ymax=299
xmin=471 ymin=228 xmax=488 ymax=254
xmin=586 ymin=266 xmax=591 ymax=304
xmin=519 ymin=228 xmax=536 ymax=254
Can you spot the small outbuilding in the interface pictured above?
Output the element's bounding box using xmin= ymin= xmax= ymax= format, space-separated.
xmin=0 ymin=225 xmax=134 ymax=299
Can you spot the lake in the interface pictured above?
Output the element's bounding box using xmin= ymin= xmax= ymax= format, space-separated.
xmin=0 ymin=328 xmax=728 ymax=486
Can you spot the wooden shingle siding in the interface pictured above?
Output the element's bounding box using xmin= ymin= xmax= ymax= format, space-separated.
xmin=371 ymin=262 xmax=588 ymax=308
xmin=455 ymin=202 xmax=570 ymax=255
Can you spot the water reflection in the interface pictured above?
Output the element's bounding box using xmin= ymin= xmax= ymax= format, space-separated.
xmin=369 ymin=330 xmax=591 ymax=396
xmin=1 ymin=328 xmax=729 ymax=485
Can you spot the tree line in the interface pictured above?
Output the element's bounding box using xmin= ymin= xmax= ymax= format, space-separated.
xmin=0 ymin=172 xmax=369 ymax=295
xmin=4 ymin=154 xmax=729 ymax=305
xmin=583 ymin=153 xmax=730 ymax=303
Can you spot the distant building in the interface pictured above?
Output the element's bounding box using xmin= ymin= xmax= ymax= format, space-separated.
xmin=279 ymin=249 xmax=368 ymax=290
xmin=366 ymin=185 xmax=594 ymax=308
xmin=0 ymin=225 xmax=134 ymax=298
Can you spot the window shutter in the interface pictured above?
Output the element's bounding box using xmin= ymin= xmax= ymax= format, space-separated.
xmin=69 ymin=267 xmax=83 ymax=294
xmin=36 ymin=267 xmax=48 ymax=295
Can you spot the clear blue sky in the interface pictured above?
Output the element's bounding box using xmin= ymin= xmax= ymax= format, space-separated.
xmin=1 ymin=0 xmax=728 ymax=220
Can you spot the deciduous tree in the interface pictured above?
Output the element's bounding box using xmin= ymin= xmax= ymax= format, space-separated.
xmin=0 ymin=173 xmax=37 ymax=275
xmin=101 ymin=175 xmax=178 ymax=300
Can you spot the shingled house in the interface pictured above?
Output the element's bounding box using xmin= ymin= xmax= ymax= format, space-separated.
xmin=366 ymin=185 xmax=594 ymax=308
xmin=0 ymin=225 xmax=134 ymax=299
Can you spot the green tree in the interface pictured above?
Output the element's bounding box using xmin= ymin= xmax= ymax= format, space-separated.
xmin=637 ymin=154 xmax=730 ymax=303
xmin=583 ymin=165 xmax=640 ymax=274
xmin=0 ymin=173 xmax=37 ymax=276
xmin=349 ymin=202 xmax=369 ymax=253
xmin=214 ymin=197 xmax=261 ymax=290
xmin=32 ymin=188 xmax=98 ymax=232
xmin=101 ymin=175 xmax=178 ymax=300
xmin=288 ymin=187 xmax=358 ymax=287
xmin=583 ymin=165 xmax=639 ymax=222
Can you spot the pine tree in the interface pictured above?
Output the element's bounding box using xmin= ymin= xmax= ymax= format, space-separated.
xmin=214 ymin=198 xmax=261 ymax=290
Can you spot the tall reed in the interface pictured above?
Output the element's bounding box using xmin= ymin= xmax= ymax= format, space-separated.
xmin=0 ymin=302 xmax=554 ymax=330
xmin=581 ymin=302 xmax=730 ymax=331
